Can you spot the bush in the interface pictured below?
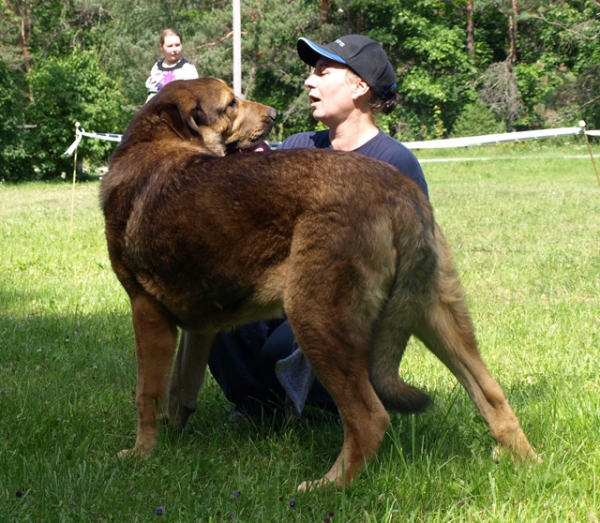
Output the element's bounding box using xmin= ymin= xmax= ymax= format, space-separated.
xmin=450 ymin=99 xmax=506 ymax=138
xmin=0 ymin=60 xmax=32 ymax=182
xmin=23 ymin=50 xmax=130 ymax=180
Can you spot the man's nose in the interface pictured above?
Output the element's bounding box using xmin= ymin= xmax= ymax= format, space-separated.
xmin=304 ymin=73 xmax=316 ymax=88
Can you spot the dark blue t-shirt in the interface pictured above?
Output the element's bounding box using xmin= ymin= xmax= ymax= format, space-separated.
xmin=278 ymin=129 xmax=429 ymax=199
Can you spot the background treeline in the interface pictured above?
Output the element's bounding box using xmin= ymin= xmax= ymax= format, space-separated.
xmin=1 ymin=0 xmax=599 ymax=181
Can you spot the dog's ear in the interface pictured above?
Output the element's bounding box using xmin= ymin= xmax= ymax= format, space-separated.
xmin=151 ymin=91 xmax=208 ymax=137
xmin=151 ymin=85 xmax=202 ymax=138
xmin=186 ymin=106 xmax=209 ymax=134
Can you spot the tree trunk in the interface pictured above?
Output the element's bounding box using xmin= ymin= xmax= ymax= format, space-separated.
xmin=507 ymin=0 xmax=518 ymax=66
xmin=7 ymin=1 xmax=33 ymax=73
xmin=9 ymin=1 xmax=34 ymax=101
xmin=320 ymin=0 xmax=329 ymax=23
xmin=466 ymin=1 xmax=475 ymax=58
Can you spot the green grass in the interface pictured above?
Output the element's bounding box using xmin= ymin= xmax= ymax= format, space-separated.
xmin=1 ymin=143 xmax=599 ymax=521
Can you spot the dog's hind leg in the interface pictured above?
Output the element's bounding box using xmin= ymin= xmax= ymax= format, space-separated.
xmin=284 ymin=249 xmax=393 ymax=489
xmin=120 ymin=293 xmax=178 ymax=458
xmin=292 ymin=319 xmax=391 ymax=491
xmin=412 ymin=227 xmax=538 ymax=463
xmin=167 ymin=330 xmax=215 ymax=429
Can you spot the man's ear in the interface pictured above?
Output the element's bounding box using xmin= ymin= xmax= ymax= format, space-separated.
xmin=350 ymin=76 xmax=371 ymax=100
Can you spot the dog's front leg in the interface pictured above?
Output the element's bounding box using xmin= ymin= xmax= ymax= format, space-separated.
xmin=119 ymin=293 xmax=177 ymax=458
xmin=167 ymin=330 xmax=215 ymax=429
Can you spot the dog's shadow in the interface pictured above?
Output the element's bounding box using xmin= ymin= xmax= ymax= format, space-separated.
xmin=177 ymin=372 xmax=552 ymax=469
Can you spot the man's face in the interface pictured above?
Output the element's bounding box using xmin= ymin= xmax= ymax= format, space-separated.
xmin=304 ymin=57 xmax=359 ymax=127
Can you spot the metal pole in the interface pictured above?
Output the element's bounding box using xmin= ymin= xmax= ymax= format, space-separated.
xmin=233 ymin=0 xmax=242 ymax=97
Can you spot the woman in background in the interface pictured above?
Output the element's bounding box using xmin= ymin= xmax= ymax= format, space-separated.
xmin=145 ymin=28 xmax=199 ymax=102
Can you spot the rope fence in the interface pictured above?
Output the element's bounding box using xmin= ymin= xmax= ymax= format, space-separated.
xmin=64 ymin=119 xmax=599 ymax=157
xmin=64 ymin=120 xmax=599 ymax=231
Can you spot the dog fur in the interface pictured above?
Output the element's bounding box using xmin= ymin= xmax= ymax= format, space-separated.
xmin=101 ymin=78 xmax=538 ymax=490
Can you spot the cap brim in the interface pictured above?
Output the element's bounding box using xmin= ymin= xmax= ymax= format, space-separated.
xmin=297 ymin=37 xmax=347 ymax=67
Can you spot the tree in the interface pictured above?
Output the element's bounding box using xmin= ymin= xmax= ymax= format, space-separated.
xmin=479 ymin=61 xmax=523 ymax=131
xmin=326 ymin=0 xmax=479 ymax=139
xmin=25 ymin=50 xmax=126 ymax=179
xmin=1 ymin=0 xmax=600 ymax=181
xmin=3 ymin=0 xmax=33 ymax=73
xmin=511 ymin=0 xmax=600 ymax=128
xmin=0 ymin=58 xmax=31 ymax=181
xmin=450 ymin=98 xmax=507 ymax=137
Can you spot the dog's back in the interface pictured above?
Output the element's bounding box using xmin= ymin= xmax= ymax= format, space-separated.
xmin=102 ymin=148 xmax=436 ymax=331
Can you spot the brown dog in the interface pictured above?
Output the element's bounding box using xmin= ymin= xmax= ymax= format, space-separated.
xmin=101 ymin=78 xmax=537 ymax=491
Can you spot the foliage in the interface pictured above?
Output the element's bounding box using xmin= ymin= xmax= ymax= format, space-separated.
xmin=450 ymin=99 xmax=507 ymax=138
xmin=24 ymin=50 xmax=128 ymax=180
xmin=0 ymin=60 xmax=31 ymax=182
xmin=0 ymin=0 xmax=599 ymax=179
xmin=510 ymin=0 xmax=600 ymax=129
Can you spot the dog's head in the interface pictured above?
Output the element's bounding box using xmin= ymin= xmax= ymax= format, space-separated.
xmin=128 ymin=78 xmax=277 ymax=156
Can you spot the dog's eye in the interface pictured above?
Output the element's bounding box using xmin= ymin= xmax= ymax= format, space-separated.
xmin=228 ymin=99 xmax=237 ymax=109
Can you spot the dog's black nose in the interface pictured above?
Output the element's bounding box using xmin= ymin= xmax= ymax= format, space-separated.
xmin=268 ymin=107 xmax=277 ymax=121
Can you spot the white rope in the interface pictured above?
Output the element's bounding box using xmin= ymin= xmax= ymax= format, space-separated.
xmin=403 ymin=127 xmax=584 ymax=150
xmin=78 ymin=130 xmax=122 ymax=142
xmin=63 ymin=127 xmax=122 ymax=156
xmin=63 ymin=122 xmax=598 ymax=156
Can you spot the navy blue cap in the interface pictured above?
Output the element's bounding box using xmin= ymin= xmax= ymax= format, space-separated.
xmin=297 ymin=35 xmax=397 ymax=98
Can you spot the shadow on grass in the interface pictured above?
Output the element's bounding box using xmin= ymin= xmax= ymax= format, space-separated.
xmin=1 ymin=306 xmax=557 ymax=492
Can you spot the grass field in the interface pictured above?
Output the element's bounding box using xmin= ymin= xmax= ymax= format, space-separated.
xmin=1 ymin=142 xmax=599 ymax=522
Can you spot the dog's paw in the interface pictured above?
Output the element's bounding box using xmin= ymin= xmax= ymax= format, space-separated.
xmin=117 ymin=448 xmax=135 ymax=459
xmin=491 ymin=444 xmax=504 ymax=462
xmin=296 ymin=477 xmax=335 ymax=492
xmin=492 ymin=444 xmax=542 ymax=464
xmin=117 ymin=444 xmax=154 ymax=459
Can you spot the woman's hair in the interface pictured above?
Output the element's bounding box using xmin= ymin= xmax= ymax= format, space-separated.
xmin=160 ymin=28 xmax=182 ymax=45
xmin=345 ymin=68 xmax=400 ymax=116
xmin=369 ymin=91 xmax=400 ymax=115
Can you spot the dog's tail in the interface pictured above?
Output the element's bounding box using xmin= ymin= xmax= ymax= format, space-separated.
xmin=369 ymin=338 xmax=432 ymax=414
xmin=368 ymin=201 xmax=438 ymax=414
xmin=369 ymin=315 xmax=433 ymax=414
